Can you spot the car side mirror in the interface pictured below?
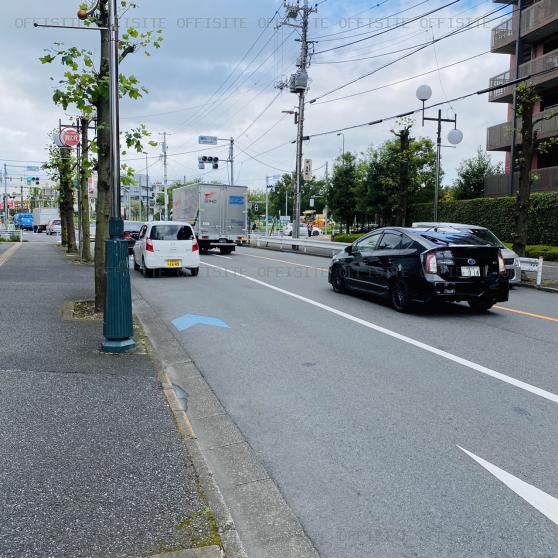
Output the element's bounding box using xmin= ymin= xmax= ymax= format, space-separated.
xmin=345 ymin=245 xmax=353 ymax=255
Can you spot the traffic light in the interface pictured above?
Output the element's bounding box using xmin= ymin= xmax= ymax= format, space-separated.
xmin=198 ymin=155 xmax=219 ymax=170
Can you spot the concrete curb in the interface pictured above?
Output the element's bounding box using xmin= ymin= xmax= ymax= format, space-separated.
xmin=517 ymin=282 xmax=558 ymax=294
xmin=149 ymin=545 xmax=223 ymax=558
xmin=133 ymin=290 xmax=319 ymax=558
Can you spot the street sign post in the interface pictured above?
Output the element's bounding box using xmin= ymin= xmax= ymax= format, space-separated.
xmin=198 ymin=135 xmax=218 ymax=145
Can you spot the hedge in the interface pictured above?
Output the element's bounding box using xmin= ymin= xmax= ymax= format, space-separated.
xmin=408 ymin=192 xmax=558 ymax=246
xmin=503 ymin=243 xmax=558 ymax=262
xmin=331 ymin=234 xmax=363 ymax=243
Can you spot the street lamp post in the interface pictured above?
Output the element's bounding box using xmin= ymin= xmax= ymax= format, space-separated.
xmin=102 ymin=0 xmax=135 ymax=353
xmin=416 ymin=85 xmax=463 ymax=222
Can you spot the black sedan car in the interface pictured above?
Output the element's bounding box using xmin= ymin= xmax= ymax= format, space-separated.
xmin=328 ymin=226 xmax=509 ymax=312
xmin=123 ymin=221 xmax=144 ymax=254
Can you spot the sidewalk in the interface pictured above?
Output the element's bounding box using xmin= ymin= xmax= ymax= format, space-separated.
xmin=0 ymin=243 xmax=221 ymax=558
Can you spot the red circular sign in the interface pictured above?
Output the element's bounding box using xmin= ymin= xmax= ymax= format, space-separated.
xmin=61 ymin=128 xmax=80 ymax=147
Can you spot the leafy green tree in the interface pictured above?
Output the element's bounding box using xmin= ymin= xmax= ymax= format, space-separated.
xmin=327 ymin=152 xmax=359 ymax=233
xmin=452 ymin=148 xmax=502 ymax=200
xmin=512 ymin=82 xmax=558 ymax=256
xmin=40 ymin=1 xmax=162 ymax=311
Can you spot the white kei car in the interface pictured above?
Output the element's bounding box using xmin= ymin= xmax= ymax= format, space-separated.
xmin=133 ymin=221 xmax=200 ymax=277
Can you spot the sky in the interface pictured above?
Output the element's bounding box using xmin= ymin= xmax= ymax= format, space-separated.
xmin=0 ymin=0 xmax=512 ymax=191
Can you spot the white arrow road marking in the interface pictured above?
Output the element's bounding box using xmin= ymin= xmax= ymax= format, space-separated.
xmin=201 ymin=261 xmax=558 ymax=405
xmin=459 ymin=446 xmax=558 ymax=526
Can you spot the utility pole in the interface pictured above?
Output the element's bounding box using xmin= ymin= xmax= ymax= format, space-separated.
xmin=160 ymin=132 xmax=170 ymax=220
xmin=324 ymin=161 xmax=329 ymax=237
xmin=3 ymin=164 xmax=8 ymax=227
xmin=145 ymin=152 xmax=150 ymax=221
xmin=229 ymin=137 xmax=235 ymax=185
xmin=508 ymin=0 xmax=524 ymax=195
xmin=281 ymin=0 xmax=316 ymax=240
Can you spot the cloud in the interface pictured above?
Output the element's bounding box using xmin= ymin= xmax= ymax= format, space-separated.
xmin=0 ymin=0 xmax=511 ymax=190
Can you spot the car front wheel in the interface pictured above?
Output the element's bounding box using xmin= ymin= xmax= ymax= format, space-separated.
xmin=142 ymin=258 xmax=153 ymax=278
xmin=331 ymin=266 xmax=346 ymax=293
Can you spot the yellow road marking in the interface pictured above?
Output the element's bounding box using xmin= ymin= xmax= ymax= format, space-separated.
xmin=241 ymin=252 xmax=329 ymax=272
xmin=0 ymin=243 xmax=21 ymax=267
xmin=494 ymin=305 xmax=558 ymax=324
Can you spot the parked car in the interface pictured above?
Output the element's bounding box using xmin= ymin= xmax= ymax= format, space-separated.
xmin=412 ymin=222 xmax=521 ymax=284
xmin=282 ymin=223 xmax=322 ymax=237
xmin=328 ymin=226 xmax=509 ymax=312
xmin=46 ymin=219 xmax=62 ymax=236
xmin=133 ymin=221 xmax=200 ymax=277
xmin=123 ymin=220 xmax=144 ymax=254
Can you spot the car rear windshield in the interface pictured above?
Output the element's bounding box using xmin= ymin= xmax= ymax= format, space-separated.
xmin=150 ymin=225 xmax=193 ymax=241
xmin=417 ymin=228 xmax=497 ymax=247
xmin=124 ymin=222 xmax=143 ymax=232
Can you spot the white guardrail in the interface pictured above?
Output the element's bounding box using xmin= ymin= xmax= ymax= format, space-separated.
xmin=250 ymin=234 xmax=348 ymax=256
xmin=519 ymin=256 xmax=544 ymax=286
xmin=0 ymin=229 xmax=23 ymax=242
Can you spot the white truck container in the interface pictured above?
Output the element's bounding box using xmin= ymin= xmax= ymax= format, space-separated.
xmin=173 ymin=183 xmax=247 ymax=254
xmin=32 ymin=207 xmax=60 ymax=233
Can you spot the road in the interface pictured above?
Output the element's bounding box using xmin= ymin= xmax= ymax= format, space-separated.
xmin=131 ymin=245 xmax=558 ymax=557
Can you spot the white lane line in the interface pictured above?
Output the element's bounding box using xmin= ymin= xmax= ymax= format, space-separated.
xmin=240 ymin=252 xmax=328 ymax=271
xmin=459 ymin=446 xmax=558 ymax=526
xmin=211 ymin=255 xmax=233 ymax=260
xmin=201 ymin=261 xmax=558 ymax=405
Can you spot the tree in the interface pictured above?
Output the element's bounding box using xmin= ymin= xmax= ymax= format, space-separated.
xmin=42 ymin=145 xmax=77 ymax=252
xmin=327 ymin=152 xmax=359 ymax=233
xmin=512 ymin=82 xmax=558 ymax=256
xmin=358 ymin=137 xmax=437 ymax=226
xmin=391 ymin=120 xmax=413 ymax=226
xmin=452 ymin=148 xmax=502 ymax=200
xmin=40 ymin=1 xmax=162 ymax=311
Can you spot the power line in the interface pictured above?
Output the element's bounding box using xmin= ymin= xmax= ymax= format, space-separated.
xmin=309 ymin=3 xmax=512 ymax=103
xmin=235 ymin=144 xmax=290 ymax=173
xmin=312 ymin=50 xmax=490 ymax=105
xmin=237 ymin=90 xmax=283 ymax=140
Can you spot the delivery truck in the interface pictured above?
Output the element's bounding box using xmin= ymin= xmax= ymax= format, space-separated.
xmin=172 ymin=183 xmax=247 ymax=254
xmin=32 ymin=208 xmax=59 ymax=233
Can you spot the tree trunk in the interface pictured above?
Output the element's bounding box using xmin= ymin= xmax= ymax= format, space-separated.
xmin=94 ymin=17 xmax=111 ymax=313
xmin=395 ymin=127 xmax=410 ymax=227
xmin=60 ymin=147 xmax=78 ymax=253
xmin=80 ymin=117 xmax=92 ymax=261
xmin=59 ymin=196 xmax=68 ymax=246
xmin=512 ymin=101 xmax=535 ymax=257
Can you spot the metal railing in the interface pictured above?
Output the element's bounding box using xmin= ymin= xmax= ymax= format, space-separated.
xmin=250 ymin=235 xmax=348 ymax=257
xmin=0 ymin=229 xmax=23 ymax=242
xmin=484 ymin=165 xmax=558 ymax=196
xmin=491 ymin=18 xmax=514 ymax=51
xmin=521 ymin=0 xmax=558 ymax=36
xmin=487 ymin=106 xmax=558 ymax=150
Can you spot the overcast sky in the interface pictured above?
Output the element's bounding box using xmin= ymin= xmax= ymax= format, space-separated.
xmin=0 ymin=0 xmax=511 ymax=190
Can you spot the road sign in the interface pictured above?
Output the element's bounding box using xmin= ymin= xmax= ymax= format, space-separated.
xmin=309 ymin=198 xmax=315 ymax=208
xmin=199 ymin=135 xmax=218 ymax=145
xmin=54 ymin=128 xmax=80 ymax=148
xmin=26 ymin=166 xmax=40 ymax=172
xmin=303 ymin=159 xmax=312 ymax=181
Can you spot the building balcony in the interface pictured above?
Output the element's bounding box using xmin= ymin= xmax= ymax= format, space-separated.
xmin=484 ymin=165 xmax=558 ymax=197
xmin=487 ymin=106 xmax=558 ymax=151
xmin=488 ymin=47 xmax=558 ymax=102
xmin=491 ymin=0 xmax=558 ymax=54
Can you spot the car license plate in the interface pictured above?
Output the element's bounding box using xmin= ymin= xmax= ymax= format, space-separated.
xmin=461 ymin=266 xmax=480 ymax=277
xmin=166 ymin=260 xmax=181 ymax=268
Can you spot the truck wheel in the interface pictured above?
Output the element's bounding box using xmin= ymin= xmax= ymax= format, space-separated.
xmin=220 ymin=247 xmax=233 ymax=255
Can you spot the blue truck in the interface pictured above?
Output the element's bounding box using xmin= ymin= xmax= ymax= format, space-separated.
xmin=14 ymin=213 xmax=33 ymax=231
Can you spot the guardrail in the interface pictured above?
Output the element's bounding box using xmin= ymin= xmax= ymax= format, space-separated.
xmin=250 ymin=234 xmax=348 ymax=257
xmin=519 ymin=256 xmax=544 ymax=286
xmin=0 ymin=229 xmax=23 ymax=242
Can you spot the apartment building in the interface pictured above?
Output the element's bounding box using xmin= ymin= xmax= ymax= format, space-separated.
xmin=485 ymin=0 xmax=558 ymax=196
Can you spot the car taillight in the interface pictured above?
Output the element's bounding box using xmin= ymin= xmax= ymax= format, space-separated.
xmin=192 ymin=237 xmax=199 ymax=252
xmin=498 ymin=252 xmax=505 ymax=274
xmin=424 ymin=251 xmax=438 ymax=274
xmin=123 ymin=232 xmax=131 ymax=239
xmin=146 ymin=239 xmax=154 ymax=252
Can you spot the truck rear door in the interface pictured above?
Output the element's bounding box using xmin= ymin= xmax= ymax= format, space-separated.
xmin=224 ymin=186 xmax=247 ymax=239
xmin=199 ymin=185 xmax=224 ymax=239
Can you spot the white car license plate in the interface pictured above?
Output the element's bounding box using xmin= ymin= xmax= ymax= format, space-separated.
xmin=166 ymin=260 xmax=182 ymax=268
xmin=461 ymin=266 xmax=480 ymax=277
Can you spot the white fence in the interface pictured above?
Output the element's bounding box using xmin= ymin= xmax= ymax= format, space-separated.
xmin=0 ymin=229 xmax=23 ymax=242
xmin=519 ymin=257 xmax=544 ymax=287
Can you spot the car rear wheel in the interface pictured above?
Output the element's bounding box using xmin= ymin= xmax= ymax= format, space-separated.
xmin=390 ymin=279 xmax=412 ymax=313
xmin=142 ymin=258 xmax=153 ymax=278
xmin=189 ymin=267 xmax=199 ymax=277
xmin=468 ymin=297 xmax=495 ymax=312
xmin=331 ymin=266 xmax=346 ymax=293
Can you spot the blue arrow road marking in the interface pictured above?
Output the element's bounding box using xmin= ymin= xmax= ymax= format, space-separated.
xmin=172 ymin=314 xmax=230 ymax=332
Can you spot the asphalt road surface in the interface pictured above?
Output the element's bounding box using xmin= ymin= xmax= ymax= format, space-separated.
xmin=132 ymin=245 xmax=558 ymax=557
